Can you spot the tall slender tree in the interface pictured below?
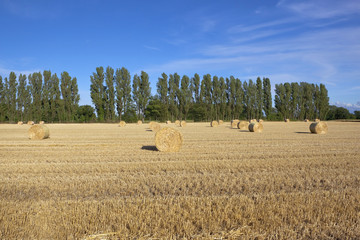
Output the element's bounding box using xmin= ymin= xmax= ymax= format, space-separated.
xmin=105 ymin=66 xmax=115 ymax=121
xmin=8 ymin=72 xmax=18 ymax=122
xmin=191 ymin=73 xmax=200 ymax=103
xmin=42 ymin=70 xmax=52 ymax=122
xmin=115 ymin=67 xmax=132 ymax=121
xmin=318 ymin=83 xmax=329 ymax=120
xmin=235 ymin=78 xmax=244 ymax=119
xmin=60 ymin=72 xmax=73 ymax=121
xmin=139 ymin=71 xmax=151 ymax=121
xmin=262 ymin=77 xmax=272 ymax=118
xmin=157 ymin=73 xmax=168 ymax=121
xmin=17 ymin=74 xmax=27 ymax=121
xmin=255 ymin=77 xmax=263 ymax=119
xmin=28 ymin=72 xmax=43 ymax=122
xmin=0 ymin=76 xmax=6 ymax=121
xmin=90 ymin=67 xmax=105 ymax=121
xmin=132 ymin=74 xmax=141 ymax=120
xmin=50 ymin=73 xmax=61 ymax=122
xmin=180 ymin=75 xmax=191 ymax=120
xmin=71 ymin=77 xmax=80 ymax=120
xmin=219 ymin=77 xmax=227 ymax=120
xmin=212 ymin=75 xmax=220 ymax=121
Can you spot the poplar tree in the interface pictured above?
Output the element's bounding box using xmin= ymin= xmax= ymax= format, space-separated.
xmin=139 ymin=71 xmax=151 ymax=121
xmin=255 ymin=77 xmax=263 ymax=119
xmin=71 ymin=77 xmax=80 ymax=120
xmin=105 ymin=66 xmax=115 ymax=121
xmin=219 ymin=77 xmax=227 ymax=120
xmin=180 ymin=75 xmax=191 ymax=120
xmin=0 ymin=76 xmax=6 ymax=121
xmin=50 ymin=73 xmax=61 ymax=122
xmin=156 ymin=73 xmax=168 ymax=121
xmin=115 ymin=67 xmax=132 ymax=121
xmin=229 ymin=76 xmax=236 ymax=119
xmin=290 ymin=82 xmax=300 ymax=119
xmin=168 ymin=74 xmax=177 ymax=121
xmin=275 ymin=83 xmax=286 ymax=119
xmin=60 ymin=71 xmax=73 ymax=121
xmin=235 ymin=78 xmax=244 ymax=119
xmin=191 ymin=73 xmax=200 ymax=103
xmin=17 ymin=74 xmax=27 ymax=121
xmin=212 ymin=75 xmax=220 ymax=120
xmin=262 ymin=77 xmax=272 ymax=118
xmin=7 ymin=72 xmax=18 ymax=122
xmin=28 ymin=72 xmax=43 ymax=122
xmin=318 ymin=84 xmax=329 ymax=120
xmin=202 ymin=74 xmax=213 ymax=121
xmin=42 ymin=70 xmax=52 ymax=121
xmin=132 ymin=74 xmax=141 ymax=119
xmin=90 ymin=67 xmax=105 ymax=121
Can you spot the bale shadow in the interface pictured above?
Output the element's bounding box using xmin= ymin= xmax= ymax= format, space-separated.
xmin=295 ymin=132 xmax=311 ymax=134
xmin=141 ymin=145 xmax=158 ymax=151
xmin=145 ymin=129 xmax=153 ymax=132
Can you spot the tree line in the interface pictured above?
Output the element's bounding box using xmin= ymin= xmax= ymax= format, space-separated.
xmin=0 ymin=71 xmax=80 ymax=123
xmin=0 ymin=67 xmax=335 ymax=123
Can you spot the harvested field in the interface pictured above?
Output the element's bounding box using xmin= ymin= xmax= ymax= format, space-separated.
xmin=0 ymin=122 xmax=360 ymax=239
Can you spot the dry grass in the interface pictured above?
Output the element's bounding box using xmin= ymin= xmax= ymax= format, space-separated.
xmin=0 ymin=122 xmax=359 ymax=239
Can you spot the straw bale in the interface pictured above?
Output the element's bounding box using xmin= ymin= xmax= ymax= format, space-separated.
xmin=218 ymin=120 xmax=224 ymax=125
xmin=237 ymin=121 xmax=249 ymax=130
xmin=17 ymin=121 xmax=23 ymax=125
xmin=150 ymin=122 xmax=161 ymax=132
xmin=310 ymin=122 xmax=328 ymax=134
xmin=175 ymin=120 xmax=181 ymax=126
xmin=211 ymin=120 xmax=218 ymax=127
xmin=118 ymin=121 xmax=126 ymax=127
xmin=137 ymin=120 xmax=142 ymax=125
xmin=304 ymin=119 xmax=309 ymax=122
xmin=39 ymin=121 xmax=45 ymax=124
xmin=166 ymin=120 xmax=171 ymax=124
xmin=231 ymin=120 xmax=239 ymax=128
xmin=27 ymin=121 xmax=34 ymax=125
xmin=285 ymin=119 xmax=290 ymax=122
xmin=28 ymin=125 xmax=50 ymax=140
xmin=258 ymin=119 xmax=263 ymax=123
xmin=155 ymin=127 xmax=183 ymax=152
xmin=248 ymin=122 xmax=263 ymax=133
xmin=315 ymin=119 xmax=321 ymax=122
xmin=180 ymin=120 xmax=187 ymax=127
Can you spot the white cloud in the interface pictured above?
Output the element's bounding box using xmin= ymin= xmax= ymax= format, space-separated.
xmin=278 ymin=0 xmax=360 ymax=19
xmin=0 ymin=67 xmax=41 ymax=77
xmin=333 ymin=101 xmax=360 ymax=112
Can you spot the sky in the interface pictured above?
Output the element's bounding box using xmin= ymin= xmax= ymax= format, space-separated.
xmin=0 ymin=0 xmax=359 ymax=112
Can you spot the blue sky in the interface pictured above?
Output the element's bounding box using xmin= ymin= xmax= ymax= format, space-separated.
xmin=0 ymin=0 xmax=359 ymax=111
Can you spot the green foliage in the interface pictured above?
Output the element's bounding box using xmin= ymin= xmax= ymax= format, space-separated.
xmin=105 ymin=66 xmax=115 ymax=121
xmin=354 ymin=111 xmax=360 ymax=119
xmin=90 ymin=67 xmax=105 ymax=121
xmin=145 ymin=97 xmax=162 ymax=121
xmin=115 ymin=67 xmax=132 ymax=121
xmin=76 ymin=105 xmax=95 ymax=122
xmin=326 ymin=105 xmax=351 ymax=120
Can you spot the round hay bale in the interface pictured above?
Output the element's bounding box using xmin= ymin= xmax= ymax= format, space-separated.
xmin=249 ymin=119 xmax=257 ymax=123
xmin=155 ymin=127 xmax=183 ymax=152
xmin=285 ymin=119 xmax=290 ymax=122
xmin=27 ymin=121 xmax=34 ymax=125
xmin=180 ymin=120 xmax=186 ymax=127
xmin=211 ymin=120 xmax=218 ymax=127
xmin=231 ymin=120 xmax=239 ymax=128
xmin=315 ymin=118 xmax=320 ymax=122
xmin=28 ymin=125 xmax=50 ymax=140
xmin=310 ymin=122 xmax=328 ymax=134
xmin=304 ymin=119 xmax=309 ymax=122
xmin=237 ymin=121 xmax=249 ymax=130
xmin=166 ymin=120 xmax=171 ymax=124
xmin=17 ymin=121 xmax=23 ymax=125
xmin=137 ymin=120 xmax=142 ymax=125
xmin=218 ymin=120 xmax=224 ymax=125
xmin=258 ymin=119 xmax=263 ymax=123
xmin=175 ymin=120 xmax=181 ymax=126
xmin=39 ymin=121 xmax=45 ymax=124
xmin=118 ymin=121 xmax=126 ymax=127
xmin=248 ymin=122 xmax=263 ymax=133
xmin=150 ymin=122 xmax=161 ymax=132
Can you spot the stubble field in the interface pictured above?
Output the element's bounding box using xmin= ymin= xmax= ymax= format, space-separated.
xmin=0 ymin=121 xmax=359 ymax=239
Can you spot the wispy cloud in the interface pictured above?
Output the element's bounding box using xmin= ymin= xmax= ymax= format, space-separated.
xmin=278 ymin=0 xmax=360 ymax=19
xmin=144 ymin=45 xmax=160 ymax=51
xmin=0 ymin=67 xmax=41 ymax=77
xmin=228 ymin=18 xmax=295 ymax=33
xmin=333 ymin=101 xmax=360 ymax=112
